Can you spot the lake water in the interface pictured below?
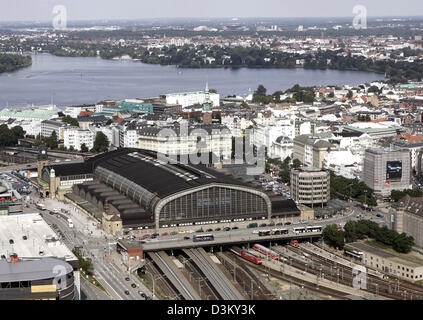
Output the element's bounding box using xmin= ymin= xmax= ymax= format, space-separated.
xmin=0 ymin=53 xmax=386 ymax=108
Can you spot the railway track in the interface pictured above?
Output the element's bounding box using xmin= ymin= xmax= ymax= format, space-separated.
xmin=286 ymin=244 xmax=423 ymax=300
xmin=218 ymin=251 xmax=273 ymax=300
xmin=183 ymin=248 xmax=244 ymax=300
xmin=148 ymin=251 xmax=200 ymax=300
xmin=226 ymin=249 xmax=348 ymax=299
xmin=145 ymin=257 xmax=180 ymax=299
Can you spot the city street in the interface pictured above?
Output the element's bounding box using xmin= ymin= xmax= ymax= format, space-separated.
xmin=23 ymin=189 xmax=153 ymax=300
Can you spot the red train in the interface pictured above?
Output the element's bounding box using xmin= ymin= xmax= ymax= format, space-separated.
xmin=252 ymin=244 xmax=279 ymax=259
xmin=230 ymin=247 xmax=262 ymax=265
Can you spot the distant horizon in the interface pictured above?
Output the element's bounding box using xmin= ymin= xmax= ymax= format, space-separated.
xmin=1 ymin=0 xmax=423 ymax=23
xmin=1 ymin=15 xmax=423 ymax=25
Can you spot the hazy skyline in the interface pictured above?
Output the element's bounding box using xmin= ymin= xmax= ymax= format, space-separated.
xmin=1 ymin=0 xmax=423 ymax=22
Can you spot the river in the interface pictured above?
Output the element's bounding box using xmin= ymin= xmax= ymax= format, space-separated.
xmin=0 ymin=53 xmax=386 ymax=108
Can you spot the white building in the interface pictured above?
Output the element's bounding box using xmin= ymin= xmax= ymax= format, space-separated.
xmin=41 ymin=120 xmax=67 ymax=140
xmin=323 ymin=150 xmax=362 ymax=179
xmin=63 ymin=127 xmax=94 ymax=151
xmin=165 ymin=91 xmax=220 ymax=108
xmin=119 ymin=122 xmax=138 ymax=148
xmin=221 ymin=115 xmax=253 ymax=137
xmin=136 ymin=124 xmax=232 ymax=160
xmin=269 ymin=136 xmax=293 ymax=160
xmin=252 ymin=119 xmax=295 ymax=152
xmin=63 ymin=105 xmax=97 ymax=118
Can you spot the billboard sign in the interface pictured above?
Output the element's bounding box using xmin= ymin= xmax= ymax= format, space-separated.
xmin=386 ymin=161 xmax=402 ymax=181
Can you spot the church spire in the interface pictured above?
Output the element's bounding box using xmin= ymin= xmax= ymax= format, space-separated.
xmin=202 ymin=82 xmax=212 ymax=113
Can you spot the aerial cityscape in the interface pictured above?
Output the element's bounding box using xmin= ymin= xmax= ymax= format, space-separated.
xmin=1 ymin=0 xmax=423 ymax=309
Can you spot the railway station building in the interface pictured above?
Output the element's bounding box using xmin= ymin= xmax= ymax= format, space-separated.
xmin=39 ymin=148 xmax=311 ymax=235
xmin=345 ymin=242 xmax=423 ymax=281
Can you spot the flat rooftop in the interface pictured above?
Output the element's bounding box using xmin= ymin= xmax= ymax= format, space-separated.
xmin=346 ymin=242 xmax=423 ymax=268
xmin=0 ymin=257 xmax=72 ymax=283
xmin=0 ymin=213 xmax=77 ymax=264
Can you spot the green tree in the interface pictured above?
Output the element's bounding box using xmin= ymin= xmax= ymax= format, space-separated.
xmin=80 ymin=143 xmax=89 ymax=153
xmin=45 ymin=131 xmax=58 ymax=149
xmin=255 ymin=84 xmax=267 ymax=96
xmin=344 ymin=220 xmax=358 ymax=243
xmin=292 ymin=159 xmax=302 ymax=169
xmin=92 ymin=131 xmax=109 ymax=153
xmin=322 ymin=224 xmax=345 ymax=249
xmin=62 ymin=115 xmax=79 ymax=127
xmin=11 ymin=126 xmax=25 ymax=139
xmin=392 ymin=233 xmax=414 ymax=253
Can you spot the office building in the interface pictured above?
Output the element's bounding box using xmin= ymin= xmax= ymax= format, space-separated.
xmin=363 ymin=148 xmax=412 ymax=197
xmin=290 ymin=167 xmax=330 ymax=208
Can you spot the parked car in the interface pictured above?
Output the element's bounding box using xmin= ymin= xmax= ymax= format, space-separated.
xmin=125 ymin=277 xmax=130 ymax=281
xmin=9 ymin=239 xmax=14 ymax=244
xmin=22 ymin=235 xmax=27 ymax=240
xmin=184 ymin=236 xmax=190 ymax=240
xmin=131 ymin=283 xmax=137 ymax=288
xmin=124 ymin=290 xmax=130 ymax=295
xmin=206 ymin=229 xmax=213 ymax=232
xmin=223 ymin=227 xmax=231 ymax=231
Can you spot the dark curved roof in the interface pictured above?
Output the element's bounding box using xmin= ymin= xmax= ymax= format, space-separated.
xmin=96 ymin=149 xmax=253 ymax=198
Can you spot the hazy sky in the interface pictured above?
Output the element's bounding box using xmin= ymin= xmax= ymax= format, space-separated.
xmin=1 ymin=0 xmax=422 ymax=21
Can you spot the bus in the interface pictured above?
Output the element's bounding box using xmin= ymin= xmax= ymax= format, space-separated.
xmin=36 ymin=203 xmax=46 ymax=211
xmin=67 ymin=218 xmax=74 ymax=228
xmin=306 ymin=226 xmax=323 ymax=232
xmin=293 ymin=227 xmax=306 ymax=234
xmin=193 ymin=234 xmax=214 ymax=242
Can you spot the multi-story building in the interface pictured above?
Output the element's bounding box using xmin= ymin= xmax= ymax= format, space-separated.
xmin=40 ymin=120 xmax=67 ymax=140
xmin=290 ymin=167 xmax=330 ymax=208
xmin=363 ymin=148 xmax=412 ymax=197
xmin=136 ymin=124 xmax=232 ymax=160
xmin=391 ymin=140 xmax=423 ymax=170
xmin=391 ymin=195 xmax=423 ymax=250
xmin=63 ymin=126 xmax=94 ymax=151
xmin=164 ymin=90 xmax=219 ymax=109
xmin=119 ymin=122 xmax=138 ymax=148
xmin=252 ymin=119 xmax=295 ymax=152
xmin=293 ymin=134 xmax=336 ymax=168
xmin=269 ymin=136 xmax=293 ymax=161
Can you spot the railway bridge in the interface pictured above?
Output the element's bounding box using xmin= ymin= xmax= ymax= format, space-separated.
xmin=141 ymin=231 xmax=322 ymax=252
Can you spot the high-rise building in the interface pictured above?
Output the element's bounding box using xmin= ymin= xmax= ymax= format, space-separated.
xmin=363 ymin=148 xmax=412 ymax=197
